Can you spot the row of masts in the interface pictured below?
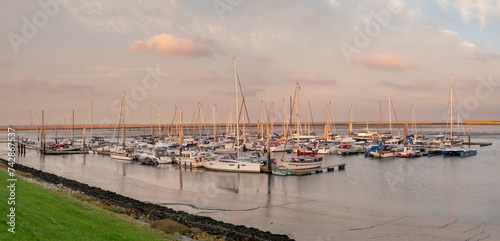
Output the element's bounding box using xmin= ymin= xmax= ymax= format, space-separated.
xmin=29 ymin=101 xmax=454 ymax=142
xmin=31 ymin=73 xmax=465 ymax=149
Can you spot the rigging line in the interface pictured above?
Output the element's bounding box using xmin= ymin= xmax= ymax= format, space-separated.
xmin=343 ymin=106 xmax=351 ymax=137
xmin=306 ymin=102 xmax=316 ymax=135
xmin=235 ymin=71 xmax=255 ymax=139
xmin=330 ymin=102 xmax=337 ymax=134
xmin=452 ymin=86 xmax=466 ymax=136
xmin=390 ymin=96 xmax=402 ymax=134
xmin=110 ymin=92 xmax=124 ymax=144
xmin=281 ymin=86 xmax=298 ymax=161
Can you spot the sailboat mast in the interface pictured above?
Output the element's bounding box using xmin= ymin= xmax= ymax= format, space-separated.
xmin=282 ymin=98 xmax=286 ymax=137
xmin=42 ymin=110 xmax=45 ymax=152
xmin=179 ymin=106 xmax=183 ymax=154
xmin=233 ymin=57 xmax=239 ymax=158
xmin=450 ymin=74 xmax=454 ymax=137
xmin=325 ymin=103 xmax=329 ymax=141
xmin=213 ymin=105 xmax=217 ymax=141
xmin=243 ymin=91 xmax=246 ymax=138
xmin=411 ymin=104 xmax=416 ymax=136
xmin=205 ymin=103 xmax=209 ymax=138
xmin=225 ymin=108 xmax=229 ymax=137
xmin=388 ymin=93 xmax=392 ymax=134
xmin=270 ymin=102 xmax=274 ymax=135
xmin=349 ymin=104 xmax=353 ymax=136
xmin=64 ymin=117 xmax=67 ymax=140
xmin=54 ymin=110 xmax=57 ymax=144
xmin=260 ymin=100 xmax=264 ymax=138
xmin=296 ymin=83 xmax=301 ymax=136
xmin=158 ymin=104 xmax=162 ymax=140
xmin=121 ymin=91 xmax=126 ymax=147
xmin=379 ymin=101 xmax=382 ymax=134
xmin=90 ymin=101 xmax=93 ymax=140
xmin=307 ymin=102 xmax=312 ymax=136
xmin=72 ymin=110 xmax=75 ymax=143
xmin=150 ymin=105 xmax=154 ymax=143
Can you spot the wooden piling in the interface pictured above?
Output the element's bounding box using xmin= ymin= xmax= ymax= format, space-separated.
xmin=404 ymin=123 xmax=408 ymax=145
xmin=72 ymin=110 xmax=75 ymax=143
xmin=42 ymin=110 xmax=45 ymax=154
xmin=83 ymin=127 xmax=86 ymax=150
xmin=468 ymin=124 xmax=471 ymax=146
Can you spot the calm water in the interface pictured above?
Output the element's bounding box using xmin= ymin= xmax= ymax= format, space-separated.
xmin=1 ymin=126 xmax=500 ymax=224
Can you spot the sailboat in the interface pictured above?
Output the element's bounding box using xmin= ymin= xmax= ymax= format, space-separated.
xmin=278 ymin=83 xmax=323 ymax=170
xmin=110 ymin=91 xmax=133 ymax=161
xmin=443 ymin=74 xmax=477 ymax=157
xmin=202 ymin=57 xmax=261 ymax=173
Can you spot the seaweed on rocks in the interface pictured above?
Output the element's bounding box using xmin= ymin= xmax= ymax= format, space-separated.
xmin=0 ymin=159 xmax=292 ymax=241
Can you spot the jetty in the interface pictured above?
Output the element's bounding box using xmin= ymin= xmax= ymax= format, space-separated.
xmin=267 ymin=163 xmax=346 ymax=176
xmin=463 ymin=142 xmax=493 ymax=146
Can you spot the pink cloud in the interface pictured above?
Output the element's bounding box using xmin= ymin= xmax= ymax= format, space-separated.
xmin=129 ymin=34 xmax=213 ymax=57
xmin=289 ymin=74 xmax=336 ymax=85
xmin=352 ymin=54 xmax=418 ymax=71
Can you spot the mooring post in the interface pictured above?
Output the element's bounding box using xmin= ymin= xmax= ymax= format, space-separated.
xmin=468 ymin=124 xmax=471 ymax=146
xmin=83 ymin=127 xmax=86 ymax=151
xmin=42 ymin=110 xmax=45 ymax=155
xmin=404 ymin=123 xmax=408 ymax=145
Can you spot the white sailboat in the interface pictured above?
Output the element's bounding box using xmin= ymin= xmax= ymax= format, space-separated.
xmin=110 ymin=91 xmax=132 ymax=161
xmin=279 ymin=83 xmax=323 ymax=170
xmin=443 ymin=74 xmax=477 ymax=157
xmin=202 ymin=57 xmax=261 ymax=173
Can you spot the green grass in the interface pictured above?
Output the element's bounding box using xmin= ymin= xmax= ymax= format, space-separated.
xmin=0 ymin=168 xmax=170 ymax=241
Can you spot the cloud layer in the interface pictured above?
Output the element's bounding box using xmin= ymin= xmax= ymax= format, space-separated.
xmin=351 ymin=54 xmax=418 ymax=71
xmin=129 ymin=34 xmax=214 ymax=57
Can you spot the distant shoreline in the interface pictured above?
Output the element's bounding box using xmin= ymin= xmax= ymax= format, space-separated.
xmin=1 ymin=121 xmax=499 ymax=131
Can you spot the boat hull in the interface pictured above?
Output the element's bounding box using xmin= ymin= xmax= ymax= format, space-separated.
xmin=280 ymin=158 xmax=323 ymax=170
xmin=110 ymin=153 xmax=132 ymax=161
xmin=203 ymin=161 xmax=261 ymax=173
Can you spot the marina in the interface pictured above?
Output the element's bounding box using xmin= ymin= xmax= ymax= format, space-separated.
xmin=1 ymin=124 xmax=499 ymax=240
xmin=3 ymin=1 xmax=500 ymax=239
xmin=2 ymin=73 xmax=497 ymax=239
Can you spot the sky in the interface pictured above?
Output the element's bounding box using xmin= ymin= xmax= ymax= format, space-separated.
xmin=1 ymin=0 xmax=500 ymax=126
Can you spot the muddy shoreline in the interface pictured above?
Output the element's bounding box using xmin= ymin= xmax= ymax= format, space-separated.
xmin=1 ymin=159 xmax=292 ymax=241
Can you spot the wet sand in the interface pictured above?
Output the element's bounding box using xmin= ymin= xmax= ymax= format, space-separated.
xmin=167 ymin=191 xmax=498 ymax=240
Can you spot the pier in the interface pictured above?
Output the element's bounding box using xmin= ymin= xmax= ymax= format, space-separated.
xmin=463 ymin=142 xmax=493 ymax=146
xmin=267 ymin=163 xmax=346 ymax=176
